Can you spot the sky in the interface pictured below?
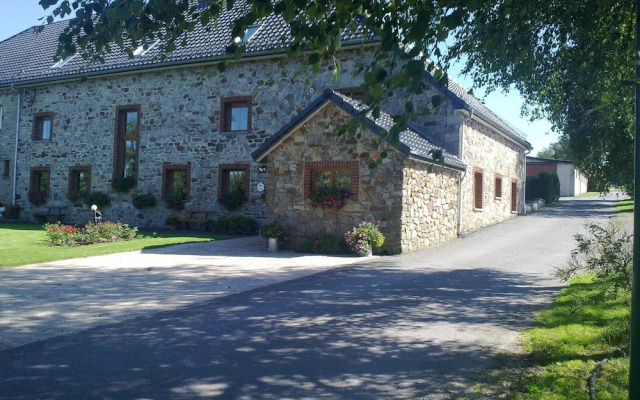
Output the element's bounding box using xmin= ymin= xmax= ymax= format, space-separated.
xmin=0 ymin=1 xmax=559 ymax=155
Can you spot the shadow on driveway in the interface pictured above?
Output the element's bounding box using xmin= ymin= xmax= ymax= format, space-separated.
xmin=0 ymin=265 xmax=561 ymax=400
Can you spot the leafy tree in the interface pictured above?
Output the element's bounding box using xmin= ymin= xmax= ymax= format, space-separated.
xmin=536 ymin=136 xmax=574 ymax=161
xmin=449 ymin=0 xmax=634 ymax=191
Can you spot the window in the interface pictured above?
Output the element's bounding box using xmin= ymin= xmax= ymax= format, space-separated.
xmin=133 ymin=40 xmax=158 ymax=57
xmin=218 ymin=164 xmax=250 ymax=198
xmin=312 ymin=169 xmax=351 ymax=192
xmin=242 ymin=25 xmax=260 ymax=42
xmin=50 ymin=54 xmax=75 ymax=69
xmin=29 ymin=166 xmax=50 ymax=205
xmin=303 ymin=161 xmax=359 ymax=201
xmin=2 ymin=160 xmax=9 ymax=178
xmin=113 ymin=105 xmax=141 ymax=183
xmin=221 ymin=96 xmax=252 ymax=132
xmin=68 ymin=166 xmax=91 ymax=199
xmin=511 ymin=180 xmax=518 ymax=212
xmin=495 ymin=175 xmax=503 ymax=199
xmin=474 ymin=169 xmax=483 ymax=210
xmin=32 ymin=112 xmax=54 ymax=140
xmin=162 ymin=163 xmax=191 ymax=201
xmin=0 ymin=105 xmax=3 ymax=130
xmin=337 ymin=87 xmax=367 ymax=101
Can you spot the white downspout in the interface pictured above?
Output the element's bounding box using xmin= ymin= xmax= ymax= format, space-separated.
xmin=522 ymin=148 xmax=531 ymax=214
xmin=11 ymin=90 xmax=21 ymax=204
xmin=457 ymin=109 xmax=473 ymax=237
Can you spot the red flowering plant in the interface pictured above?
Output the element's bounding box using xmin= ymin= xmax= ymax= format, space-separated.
xmin=308 ymin=187 xmax=351 ymax=211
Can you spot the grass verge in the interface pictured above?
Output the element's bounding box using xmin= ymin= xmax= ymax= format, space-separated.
xmin=576 ymin=191 xmax=600 ymax=197
xmin=1 ymin=222 xmax=230 ymax=267
xmin=497 ymin=275 xmax=630 ymax=400
xmin=616 ymin=199 xmax=633 ymax=214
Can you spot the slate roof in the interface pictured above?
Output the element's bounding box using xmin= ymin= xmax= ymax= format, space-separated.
xmin=425 ymin=73 xmax=532 ymax=150
xmin=252 ymin=88 xmax=467 ymax=171
xmin=0 ymin=1 xmax=371 ymax=87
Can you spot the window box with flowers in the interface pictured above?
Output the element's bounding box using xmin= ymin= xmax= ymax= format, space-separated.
xmin=344 ymin=221 xmax=385 ymax=256
xmin=308 ymin=187 xmax=351 ymax=211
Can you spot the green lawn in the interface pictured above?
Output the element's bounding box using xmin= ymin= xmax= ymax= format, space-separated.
xmin=507 ymin=276 xmax=630 ymax=400
xmin=0 ymin=222 xmax=229 ymax=267
xmin=576 ymin=191 xmax=600 ymax=197
xmin=617 ymin=199 xmax=634 ymax=213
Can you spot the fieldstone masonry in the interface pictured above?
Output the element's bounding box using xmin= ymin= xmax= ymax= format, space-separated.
xmin=0 ymin=46 xmax=527 ymax=253
xmin=263 ymin=103 xmax=461 ymax=254
xmin=0 ymin=50 xmax=372 ymax=226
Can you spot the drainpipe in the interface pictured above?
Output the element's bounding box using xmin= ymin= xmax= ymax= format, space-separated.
xmin=522 ymin=148 xmax=531 ymax=214
xmin=457 ymin=109 xmax=473 ymax=237
xmin=11 ymin=88 xmax=21 ymax=205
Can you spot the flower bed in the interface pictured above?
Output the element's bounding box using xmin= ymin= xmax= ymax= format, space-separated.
xmin=44 ymin=221 xmax=138 ymax=246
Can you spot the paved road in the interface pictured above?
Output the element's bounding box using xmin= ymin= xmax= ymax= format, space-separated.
xmin=0 ymin=196 xmax=622 ymax=399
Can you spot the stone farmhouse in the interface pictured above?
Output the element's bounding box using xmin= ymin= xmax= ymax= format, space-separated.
xmin=0 ymin=5 xmax=531 ymax=253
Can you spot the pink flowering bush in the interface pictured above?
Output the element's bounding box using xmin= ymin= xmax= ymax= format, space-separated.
xmin=44 ymin=221 xmax=138 ymax=246
xmin=344 ymin=221 xmax=385 ymax=255
xmin=308 ymin=187 xmax=350 ymax=211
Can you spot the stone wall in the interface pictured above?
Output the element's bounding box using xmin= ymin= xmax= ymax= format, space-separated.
xmin=0 ymin=49 xmax=373 ymax=226
xmin=263 ymin=103 xmax=406 ymax=254
xmin=0 ymin=92 xmax=18 ymax=205
xmin=460 ymin=119 xmax=524 ymax=233
xmin=401 ymin=160 xmax=459 ymax=252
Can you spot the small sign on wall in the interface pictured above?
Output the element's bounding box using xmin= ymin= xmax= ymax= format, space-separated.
xmin=257 ymin=182 xmax=265 ymax=192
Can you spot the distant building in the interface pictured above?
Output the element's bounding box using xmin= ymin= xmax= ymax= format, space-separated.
xmin=526 ymin=157 xmax=588 ymax=197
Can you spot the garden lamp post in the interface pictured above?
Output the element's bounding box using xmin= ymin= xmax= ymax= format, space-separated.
xmin=91 ymin=204 xmax=102 ymax=225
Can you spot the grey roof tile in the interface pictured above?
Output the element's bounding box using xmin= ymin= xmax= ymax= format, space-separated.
xmin=0 ymin=1 xmax=371 ymax=86
xmin=253 ymin=88 xmax=466 ymax=171
xmin=425 ymin=73 xmax=532 ymax=149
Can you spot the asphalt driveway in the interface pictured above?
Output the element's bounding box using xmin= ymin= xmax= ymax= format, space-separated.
xmin=0 ymin=194 xmax=624 ymax=399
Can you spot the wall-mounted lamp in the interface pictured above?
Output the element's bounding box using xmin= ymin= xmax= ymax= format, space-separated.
xmin=257 ymin=165 xmax=267 ymax=173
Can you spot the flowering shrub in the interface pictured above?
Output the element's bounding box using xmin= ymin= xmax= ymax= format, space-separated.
xmin=44 ymin=221 xmax=138 ymax=246
xmin=308 ymin=187 xmax=350 ymax=211
xmin=344 ymin=221 xmax=385 ymax=255
xmin=296 ymin=233 xmax=346 ymax=254
xmin=259 ymin=221 xmax=285 ymax=239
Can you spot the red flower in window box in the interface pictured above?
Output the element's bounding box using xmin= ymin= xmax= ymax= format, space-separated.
xmin=308 ymin=187 xmax=351 ymax=211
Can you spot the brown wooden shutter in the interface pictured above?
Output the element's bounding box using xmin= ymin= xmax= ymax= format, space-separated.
xmin=511 ymin=181 xmax=518 ymax=212
xmin=474 ymin=171 xmax=483 ymax=209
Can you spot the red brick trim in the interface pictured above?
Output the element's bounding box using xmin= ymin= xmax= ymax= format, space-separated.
xmin=29 ymin=165 xmax=51 ymax=201
xmin=218 ymin=163 xmax=250 ymax=199
xmin=161 ymin=163 xmax=192 ymax=200
xmin=336 ymin=87 xmax=367 ymax=101
xmin=32 ymin=112 xmax=54 ymax=141
xmin=220 ymin=96 xmax=252 ymax=133
xmin=494 ymin=173 xmax=503 ymax=199
xmin=112 ymin=105 xmax=141 ymax=185
xmin=473 ymin=167 xmax=484 ymax=210
xmin=511 ymin=179 xmax=518 ymax=212
xmin=68 ymin=165 xmax=92 ymax=199
xmin=303 ymin=161 xmax=359 ymax=201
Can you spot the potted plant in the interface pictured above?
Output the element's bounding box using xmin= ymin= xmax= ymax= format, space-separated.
xmin=0 ymin=202 xmax=5 ymax=218
xmin=259 ymin=221 xmax=285 ymax=252
xmin=6 ymin=204 xmax=21 ymax=219
xmin=133 ymin=193 xmax=157 ymax=209
xmin=165 ymin=192 xmax=186 ymax=210
xmin=344 ymin=220 xmax=385 ymax=256
xmin=165 ymin=214 xmax=180 ymax=230
xmin=218 ymin=190 xmax=246 ymax=211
